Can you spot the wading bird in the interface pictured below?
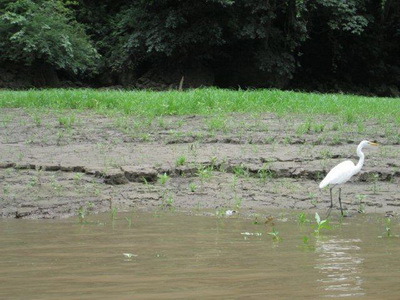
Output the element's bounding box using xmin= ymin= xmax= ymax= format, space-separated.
xmin=319 ymin=140 xmax=378 ymax=216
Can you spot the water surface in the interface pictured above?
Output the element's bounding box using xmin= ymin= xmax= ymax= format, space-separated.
xmin=1 ymin=212 xmax=400 ymax=299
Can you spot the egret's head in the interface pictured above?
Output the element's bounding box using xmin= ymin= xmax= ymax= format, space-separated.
xmin=360 ymin=140 xmax=379 ymax=148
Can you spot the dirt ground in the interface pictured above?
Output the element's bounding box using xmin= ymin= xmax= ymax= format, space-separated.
xmin=0 ymin=108 xmax=399 ymax=219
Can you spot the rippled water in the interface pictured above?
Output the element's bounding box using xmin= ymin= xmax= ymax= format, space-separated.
xmin=1 ymin=212 xmax=400 ymax=299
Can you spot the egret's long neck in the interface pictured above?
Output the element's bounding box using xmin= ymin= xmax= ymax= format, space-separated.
xmin=354 ymin=144 xmax=365 ymax=174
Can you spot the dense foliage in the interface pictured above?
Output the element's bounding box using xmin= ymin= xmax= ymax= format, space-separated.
xmin=0 ymin=0 xmax=399 ymax=95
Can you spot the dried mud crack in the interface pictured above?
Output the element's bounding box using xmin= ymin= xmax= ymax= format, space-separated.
xmin=1 ymin=108 xmax=399 ymax=219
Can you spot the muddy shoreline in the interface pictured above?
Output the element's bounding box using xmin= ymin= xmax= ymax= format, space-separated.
xmin=1 ymin=108 xmax=399 ymax=219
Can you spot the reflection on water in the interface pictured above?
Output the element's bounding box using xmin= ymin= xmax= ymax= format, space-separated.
xmin=316 ymin=238 xmax=364 ymax=298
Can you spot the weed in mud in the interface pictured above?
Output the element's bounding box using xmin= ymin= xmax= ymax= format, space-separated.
xmin=314 ymin=213 xmax=331 ymax=235
xmin=384 ymin=218 xmax=393 ymax=237
xmin=111 ymin=207 xmax=118 ymax=221
xmin=189 ymin=182 xmax=197 ymax=192
xmin=77 ymin=202 xmax=94 ymax=224
xmin=74 ymin=173 xmax=84 ymax=182
xmin=175 ymin=156 xmax=187 ymax=167
xmin=157 ymin=173 xmax=170 ymax=185
xmin=331 ymin=122 xmax=340 ymax=131
xmin=196 ymin=165 xmax=213 ymax=182
xmin=357 ymin=121 xmax=365 ymax=133
xmin=58 ymin=115 xmax=76 ymax=128
xmin=312 ymin=123 xmax=325 ymax=133
xmin=233 ymin=195 xmax=243 ymax=210
xmin=298 ymin=212 xmax=310 ymax=224
xmin=206 ymin=116 xmax=228 ymax=132
xmin=344 ymin=111 xmax=356 ymax=124
xmin=370 ymin=173 xmax=380 ymax=194
xmin=161 ymin=195 xmax=175 ymax=210
xmin=354 ymin=194 xmax=366 ymax=213
xmin=258 ymin=163 xmax=274 ymax=182
xmin=125 ymin=214 xmax=134 ymax=228
xmin=215 ymin=207 xmax=228 ymax=217
xmin=233 ymin=164 xmax=249 ymax=177
xmin=268 ymin=227 xmax=281 ymax=242
xmin=31 ymin=114 xmax=42 ymax=127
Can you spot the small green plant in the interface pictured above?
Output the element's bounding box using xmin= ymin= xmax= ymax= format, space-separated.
xmin=189 ymin=182 xmax=197 ymax=192
xmin=354 ymin=194 xmax=366 ymax=213
xmin=345 ymin=111 xmax=356 ymax=124
xmin=371 ymin=173 xmax=380 ymax=194
xmin=384 ymin=218 xmax=393 ymax=237
xmin=77 ymin=202 xmax=94 ymax=224
xmin=196 ymin=165 xmax=213 ymax=182
xmin=206 ymin=116 xmax=227 ymax=132
xmin=268 ymin=227 xmax=281 ymax=242
xmin=298 ymin=212 xmax=310 ymax=224
xmin=175 ymin=156 xmax=187 ymax=167
xmin=32 ymin=114 xmax=42 ymax=126
xmin=160 ymin=195 xmax=175 ymax=210
xmin=314 ymin=212 xmax=331 ymax=235
xmin=58 ymin=115 xmax=76 ymax=128
xmin=77 ymin=206 xmax=87 ymax=223
xmin=74 ymin=173 xmax=84 ymax=182
xmin=125 ymin=215 xmax=133 ymax=228
xmin=158 ymin=173 xmax=170 ymax=185
xmin=233 ymin=164 xmax=249 ymax=177
xmin=111 ymin=207 xmax=118 ymax=221
xmin=258 ymin=163 xmax=274 ymax=182
xmin=312 ymin=123 xmax=325 ymax=133
xmin=234 ymin=196 xmax=243 ymax=210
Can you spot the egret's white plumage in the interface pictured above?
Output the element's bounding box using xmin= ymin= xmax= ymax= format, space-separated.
xmin=319 ymin=140 xmax=378 ymax=215
xmin=319 ymin=160 xmax=357 ymax=189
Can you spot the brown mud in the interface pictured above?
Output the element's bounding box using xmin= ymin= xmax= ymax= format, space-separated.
xmin=1 ymin=108 xmax=399 ymax=219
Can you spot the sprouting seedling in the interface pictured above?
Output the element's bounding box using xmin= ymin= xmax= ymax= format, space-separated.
xmin=175 ymin=156 xmax=187 ymax=167
xmin=111 ymin=207 xmax=118 ymax=221
xmin=314 ymin=212 xmax=331 ymax=235
xmin=196 ymin=165 xmax=213 ymax=182
xmin=298 ymin=212 xmax=310 ymax=224
xmin=258 ymin=163 xmax=274 ymax=182
xmin=125 ymin=216 xmax=133 ymax=228
xmin=355 ymin=194 xmax=366 ymax=213
xmin=234 ymin=196 xmax=243 ymax=210
xmin=189 ymin=182 xmax=197 ymax=192
xmin=385 ymin=218 xmax=392 ymax=237
xmin=233 ymin=164 xmax=249 ymax=177
xmin=158 ymin=173 xmax=170 ymax=185
xmin=268 ymin=227 xmax=281 ymax=242
xmin=77 ymin=206 xmax=86 ymax=224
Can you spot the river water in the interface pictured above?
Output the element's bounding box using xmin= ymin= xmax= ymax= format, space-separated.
xmin=1 ymin=211 xmax=400 ymax=299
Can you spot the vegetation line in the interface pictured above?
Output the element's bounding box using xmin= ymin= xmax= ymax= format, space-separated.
xmin=0 ymin=88 xmax=399 ymax=120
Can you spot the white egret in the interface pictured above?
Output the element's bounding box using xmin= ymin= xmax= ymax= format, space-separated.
xmin=319 ymin=140 xmax=378 ymax=216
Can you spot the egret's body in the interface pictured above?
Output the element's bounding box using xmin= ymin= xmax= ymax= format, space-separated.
xmin=319 ymin=140 xmax=378 ymax=215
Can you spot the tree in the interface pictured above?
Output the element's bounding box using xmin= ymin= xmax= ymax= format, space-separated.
xmin=0 ymin=0 xmax=99 ymax=85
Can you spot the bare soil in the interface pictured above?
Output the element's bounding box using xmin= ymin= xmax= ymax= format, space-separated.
xmin=1 ymin=108 xmax=399 ymax=219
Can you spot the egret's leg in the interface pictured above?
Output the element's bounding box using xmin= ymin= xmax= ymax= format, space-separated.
xmin=326 ymin=187 xmax=334 ymax=218
xmin=329 ymin=187 xmax=334 ymax=208
xmin=338 ymin=187 xmax=344 ymax=216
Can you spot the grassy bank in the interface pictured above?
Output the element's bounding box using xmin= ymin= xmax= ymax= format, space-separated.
xmin=0 ymin=88 xmax=399 ymax=121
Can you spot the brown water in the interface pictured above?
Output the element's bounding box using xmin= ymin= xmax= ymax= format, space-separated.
xmin=1 ymin=212 xmax=400 ymax=299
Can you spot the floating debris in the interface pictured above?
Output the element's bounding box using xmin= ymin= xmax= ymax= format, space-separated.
xmin=123 ymin=253 xmax=138 ymax=258
xmin=241 ymin=232 xmax=263 ymax=236
xmin=225 ymin=210 xmax=236 ymax=216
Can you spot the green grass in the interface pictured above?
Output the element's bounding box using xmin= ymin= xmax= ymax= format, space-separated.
xmin=0 ymin=88 xmax=399 ymax=121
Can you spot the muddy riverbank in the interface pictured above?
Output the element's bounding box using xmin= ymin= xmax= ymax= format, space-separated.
xmin=1 ymin=108 xmax=399 ymax=218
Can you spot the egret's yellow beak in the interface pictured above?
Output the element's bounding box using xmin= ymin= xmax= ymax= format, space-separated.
xmin=369 ymin=142 xmax=379 ymax=146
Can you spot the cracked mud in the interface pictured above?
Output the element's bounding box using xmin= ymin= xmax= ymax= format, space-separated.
xmin=1 ymin=108 xmax=399 ymax=218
